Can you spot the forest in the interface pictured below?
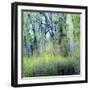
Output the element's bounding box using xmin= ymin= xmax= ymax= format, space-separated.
xmin=22 ymin=11 xmax=80 ymax=77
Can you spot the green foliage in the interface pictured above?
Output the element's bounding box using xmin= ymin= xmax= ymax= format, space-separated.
xmin=22 ymin=11 xmax=80 ymax=77
xmin=72 ymin=14 xmax=80 ymax=41
xmin=23 ymin=54 xmax=80 ymax=77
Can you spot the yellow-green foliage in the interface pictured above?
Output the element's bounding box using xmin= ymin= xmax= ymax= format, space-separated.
xmin=23 ymin=54 xmax=80 ymax=77
xmin=22 ymin=12 xmax=80 ymax=77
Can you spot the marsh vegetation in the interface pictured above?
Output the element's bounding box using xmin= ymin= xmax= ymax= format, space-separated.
xmin=22 ymin=11 xmax=80 ymax=77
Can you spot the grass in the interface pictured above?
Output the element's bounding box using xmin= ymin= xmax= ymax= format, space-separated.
xmin=22 ymin=54 xmax=80 ymax=77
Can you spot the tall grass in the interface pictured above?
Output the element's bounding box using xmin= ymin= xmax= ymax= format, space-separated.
xmin=22 ymin=54 xmax=80 ymax=77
